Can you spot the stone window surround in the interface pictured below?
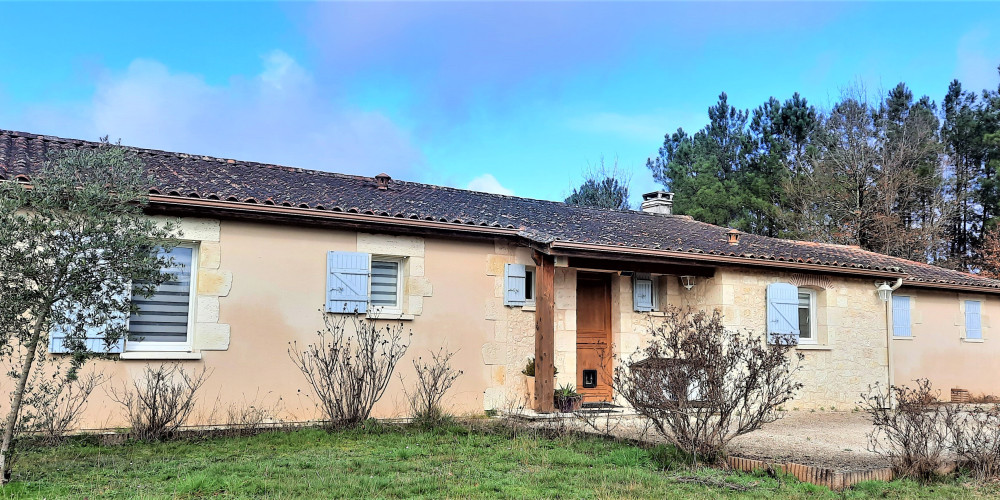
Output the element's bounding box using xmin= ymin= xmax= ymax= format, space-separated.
xmin=121 ymin=217 xmax=232 ymax=360
xmin=355 ymin=233 xmax=433 ymax=321
xmin=959 ymin=295 xmax=987 ymax=343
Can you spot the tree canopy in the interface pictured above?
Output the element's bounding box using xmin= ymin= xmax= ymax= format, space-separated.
xmin=647 ymin=69 xmax=1000 ymax=272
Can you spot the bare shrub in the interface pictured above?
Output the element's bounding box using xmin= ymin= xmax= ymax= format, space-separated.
xmin=613 ymin=306 xmax=802 ymax=463
xmin=951 ymin=404 xmax=1000 ymax=479
xmin=289 ymin=312 xmax=409 ymax=427
xmin=109 ymin=364 xmax=210 ymax=441
xmin=223 ymin=391 xmax=284 ymax=436
xmin=861 ymin=379 xmax=958 ymax=480
xmin=403 ymin=346 xmax=463 ymax=426
xmin=23 ymin=370 xmax=106 ymax=443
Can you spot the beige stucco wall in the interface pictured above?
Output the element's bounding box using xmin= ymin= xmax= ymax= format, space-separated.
xmin=892 ymin=287 xmax=1000 ymax=398
xmin=23 ymin=216 xmax=902 ymax=430
xmin=45 ymin=219 xmax=501 ymax=430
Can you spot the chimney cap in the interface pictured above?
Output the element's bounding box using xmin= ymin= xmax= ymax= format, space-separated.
xmin=642 ymin=190 xmax=674 ymax=201
xmin=375 ymin=173 xmax=391 ymax=190
xmin=726 ymin=228 xmax=741 ymax=246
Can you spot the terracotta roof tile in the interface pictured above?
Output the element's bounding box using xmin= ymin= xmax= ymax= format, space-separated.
xmin=3 ymin=128 xmax=998 ymax=291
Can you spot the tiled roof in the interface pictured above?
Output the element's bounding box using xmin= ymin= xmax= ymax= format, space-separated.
xmin=3 ymin=128 xmax=998 ymax=292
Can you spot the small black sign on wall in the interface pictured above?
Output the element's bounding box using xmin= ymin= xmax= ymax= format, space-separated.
xmin=582 ymin=370 xmax=597 ymax=388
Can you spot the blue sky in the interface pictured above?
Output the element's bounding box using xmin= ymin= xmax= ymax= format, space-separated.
xmin=1 ymin=2 xmax=998 ymax=205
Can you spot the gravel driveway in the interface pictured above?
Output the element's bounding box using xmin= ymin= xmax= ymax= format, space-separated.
xmin=729 ymin=410 xmax=884 ymax=470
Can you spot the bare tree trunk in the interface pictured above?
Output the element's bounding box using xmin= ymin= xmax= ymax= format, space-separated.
xmin=0 ymin=313 xmax=46 ymax=484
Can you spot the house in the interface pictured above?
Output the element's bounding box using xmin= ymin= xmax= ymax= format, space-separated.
xmin=2 ymin=128 xmax=999 ymax=428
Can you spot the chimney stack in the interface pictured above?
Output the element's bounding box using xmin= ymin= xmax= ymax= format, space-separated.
xmin=641 ymin=191 xmax=674 ymax=215
xmin=375 ymin=173 xmax=391 ymax=190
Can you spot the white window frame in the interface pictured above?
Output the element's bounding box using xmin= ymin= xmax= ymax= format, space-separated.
xmin=524 ymin=267 xmax=536 ymax=307
xmin=797 ymin=288 xmax=818 ymax=345
xmin=651 ymin=276 xmax=661 ymax=311
xmin=126 ymin=242 xmax=199 ymax=353
xmin=369 ymin=256 xmax=405 ymax=316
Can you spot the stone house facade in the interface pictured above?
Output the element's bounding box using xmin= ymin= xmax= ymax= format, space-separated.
xmin=2 ymin=128 xmax=999 ymax=428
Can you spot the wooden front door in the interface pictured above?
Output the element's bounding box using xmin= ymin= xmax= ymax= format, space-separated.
xmin=576 ymin=272 xmax=613 ymax=402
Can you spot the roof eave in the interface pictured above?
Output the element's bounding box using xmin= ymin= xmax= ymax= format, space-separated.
xmin=899 ymin=281 xmax=1000 ymax=295
xmin=548 ymin=241 xmax=906 ymax=280
xmin=148 ymin=195 xmax=524 ymax=239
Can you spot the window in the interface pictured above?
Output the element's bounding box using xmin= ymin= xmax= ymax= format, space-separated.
xmin=523 ymin=267 xmax=537 ymax=306
xmin=965 ymin=300 xmax=983 ymax=340
xmin=633 ymin=273 xmax=660 ymax=312
xmin=127 ymin=244 xmax=198 ymax=352
xmin=370 ymin=257 xmax=404 ymax=314
xmin=892 ymin=295 xmax=912 ymax=338
xmin=797 ymin=288 xmax=817 ymax=344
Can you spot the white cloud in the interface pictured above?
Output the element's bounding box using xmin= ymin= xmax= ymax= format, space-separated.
xmin=4 ymin=50 xmax=424 ymax=179
xmin=466 ymin=173 xmax=514 ymax=196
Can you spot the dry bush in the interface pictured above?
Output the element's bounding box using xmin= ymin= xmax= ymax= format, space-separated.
xmin=403 ymin=346 xmax=463 ymax=426
xmin=614 ymin=306 xmax=802 ymax=463
xmin=223 ymin=391 xmax=284 ymax=435
xmin=861 ymin=379 xmax=958 ymax=480
xmin=969 ymin=393 xmax=1000 ymax=404
xmin=109 ymin=364 xmax=210 ymax=441
xmin=951 ymin=404 xmax=1000 ymax=479
xmin=289 ymin=312 xmax=409 ymax=427
xmin=23 ymin=370 xmax=106 ymax=443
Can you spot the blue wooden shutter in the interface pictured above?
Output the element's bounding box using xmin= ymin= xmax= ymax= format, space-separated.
xmin=327 ymin=251 xmax=371 ymax=313
xmin=892 ymin=295 xmax=911 ymax=338
xmin=766 ymin=282 xmax=800 ymax=344
xmin=966 ymin=300 xmax=983 ymax=339
xmin=633 ymin=273 xmax=653 ymax=312
xmin=49 ymin=285 xmax=128 ymax=354
xmin=504 ymin=263 xmax=526 ymax=306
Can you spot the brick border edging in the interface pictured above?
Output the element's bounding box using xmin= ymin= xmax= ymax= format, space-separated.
xmin=727 ymin=456 xmax=894 ymax=491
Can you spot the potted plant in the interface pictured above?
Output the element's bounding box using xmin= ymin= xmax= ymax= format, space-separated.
xmin=554 ymin=383 xmax=583 ymax=413
xmin=521 ymin=357 xmax=557 ymax=407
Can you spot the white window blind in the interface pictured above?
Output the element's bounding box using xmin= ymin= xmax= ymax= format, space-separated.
xmin=128 ymin=246 xmax=194 ymax=344
xmin=370 ymin=260 xmax=400 ymax=309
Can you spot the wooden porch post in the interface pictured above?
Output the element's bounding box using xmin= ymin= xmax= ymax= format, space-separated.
xmin=533 ymin=251 xmax=556 ymax=413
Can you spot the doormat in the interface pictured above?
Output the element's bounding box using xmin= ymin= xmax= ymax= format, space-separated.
xmin=727 ymin=455 xmax=893 ymax=491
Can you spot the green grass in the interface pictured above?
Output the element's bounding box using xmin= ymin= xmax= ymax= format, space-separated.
xmin=0 ymin=422 xmax=995 ymax=499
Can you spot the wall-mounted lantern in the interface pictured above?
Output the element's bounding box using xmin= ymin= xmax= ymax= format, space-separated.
xmin=680 ymin=275 xmax=696 ymax=291
xmin=876 ymin=281 xmax=894 ymax=302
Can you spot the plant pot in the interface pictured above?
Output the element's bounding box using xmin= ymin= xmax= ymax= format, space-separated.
xmin=555 ymin=395 xmax=583 ymax=413
xmin=524 ymin=375 xmax=536 ymax=407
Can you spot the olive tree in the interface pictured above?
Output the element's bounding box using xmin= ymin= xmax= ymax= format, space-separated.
xmin=0 ymin=140 xmax=175 ymax=482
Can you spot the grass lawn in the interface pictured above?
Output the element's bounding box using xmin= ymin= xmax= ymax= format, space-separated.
xmin=0 ymin=422 xmax=995 ymax=499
